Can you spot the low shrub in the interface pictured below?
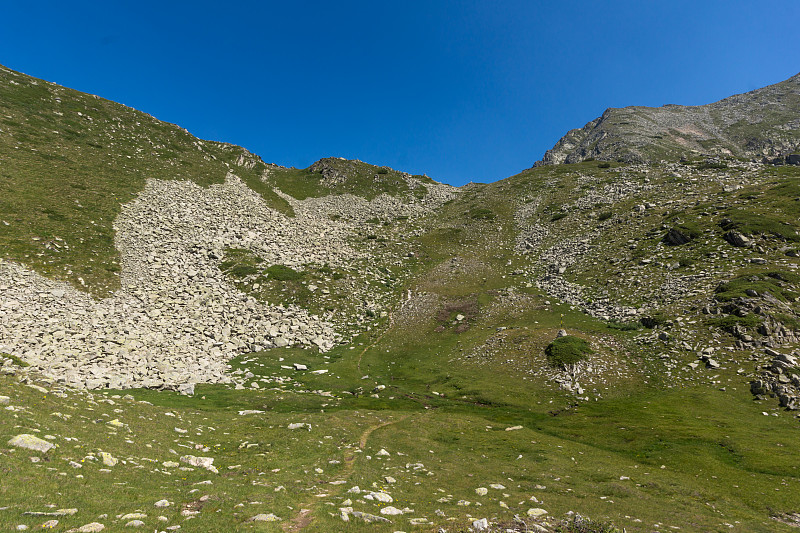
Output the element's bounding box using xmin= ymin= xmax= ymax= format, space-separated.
xmin=607 ymin=320 xmax=640 ymax=331
xmin=697 ymin=161 xmax=728 ymax=170
xmin=0 ymin=352 xmax=29 ymax=367
xmin=545 ymin=335 xmax=592 ymax=368
xmin=640 ymin=313 xmax=669 ymax=328
xmin=469 ymin=207 xmax=495 ymax=220
xmin=228 ymin=264 xmax=260 ymax=278
xmin=265 ymin=264 xmax=304 ymax=281
xmin=555 ymin=514 xmax=621 ymax=533
xmin=709 ymin=314 xmax=762 ymax=333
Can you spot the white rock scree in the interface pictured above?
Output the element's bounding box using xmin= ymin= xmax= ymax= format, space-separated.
xmin=0 ymin=174 xmax=356 ymax=391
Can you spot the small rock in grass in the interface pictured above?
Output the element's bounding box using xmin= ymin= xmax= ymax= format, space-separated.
xmin=368 ymin=492 xmax=393 ymax=503
xmin=475 ymin=487 xmax=488 ymax=496
xmin=99 ymin=452 xmax=117 ymax=467
xmin=471 ymin=518 xmax=489 ymax=531
xmin=124 ymin=520 xmax=145 ymax=528
xmin=119 ymin=513 xmax=146 ymax=520
xmin=180 ymin=455 xmax=218 ymax=474
xmin=350 ymin=511 xmax=390 ymax=524
xmin=249 ymin=513 xmax=280 ymax=522
xmin=8 ymin=434 xmax=55 ymax=453
xmin=177 ymin=383 xmax=195 ymax=396
xmin=154 ymin=500 xmax=170 ymax=508
xmin=527 ymin=508 xmax=547 ymax=517
xmin=68 ymin=523 xmax=105 ymax=532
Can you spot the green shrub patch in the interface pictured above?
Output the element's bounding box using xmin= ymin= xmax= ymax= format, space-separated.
xmin=545 ymin=335 xmax=593 ymax=368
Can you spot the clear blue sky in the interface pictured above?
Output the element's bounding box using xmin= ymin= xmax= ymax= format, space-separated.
xmin=2 ymin=1 xmax=799 ymax=185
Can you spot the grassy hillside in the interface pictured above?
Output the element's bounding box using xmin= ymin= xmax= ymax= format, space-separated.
xmin=0 ymin=64 xmax=301 ymax=297
xmin=2 ymin=64 xmax=800 ymax=532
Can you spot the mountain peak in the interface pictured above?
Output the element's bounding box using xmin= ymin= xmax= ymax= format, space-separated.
xmin=535 ymin=73 xmax=800 ymax=166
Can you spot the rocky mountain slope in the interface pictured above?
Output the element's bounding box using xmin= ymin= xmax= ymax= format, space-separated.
xmin=536 ymin=72 xmax=800 ymax=166
xmin=2 ymin=63 xmax=800 ymax=532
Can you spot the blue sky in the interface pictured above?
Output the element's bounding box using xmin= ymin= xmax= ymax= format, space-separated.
xmin=1 ymin=1 xmax=799 ymax=185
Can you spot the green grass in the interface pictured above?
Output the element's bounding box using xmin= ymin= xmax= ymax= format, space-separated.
xmin=264 ymin=264 xmax=304 ymax=282
xmin=545 ymin=335 xmax=593 ymax=368
xmin=468 ymin=207 xmax=496 ymax=220
xmin=714 ymin=270 xmax=800 ymax=303
xmin=708 ymin=314 xmax=763 ymax=332
xmin=0 ymin=66 xmax=290 ymax=296
xmin=720 ymin=210 xmax=800 ymax=242
xmin=4 ymin=62 xmax=800 ymax=533
xmin=0 ymin=352 xmax=29 ymax=367
xmin=264 ymin=158 xmax=420 ymax=201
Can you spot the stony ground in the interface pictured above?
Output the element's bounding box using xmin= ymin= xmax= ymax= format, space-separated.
xmin=3 ymin=63 xmax=800 ymax=532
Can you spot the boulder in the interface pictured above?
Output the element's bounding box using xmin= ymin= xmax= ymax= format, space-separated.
xmin=665 ymin=228 xmax=691 ymax=245
xmin=177 ymin=383 xmax=195 ymax=396
xmin=724 ymin=230 xmax=752 ymax=248
xmin=350 ymin=511 xmax=390 ymax=524
xmin=8 ymin=434 xmax=55 ymax=453
xmin=250 ymin=513 xmax=280 ymax=522
xmin=471 ymin=518 xmax=489 ymax=531
xmin=180 ymin=455 xmax=217 ymax=473
xmin=99 ymin=452 xmax=118 ymax=467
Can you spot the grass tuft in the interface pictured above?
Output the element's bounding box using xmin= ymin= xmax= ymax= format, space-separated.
xmin=545 ymin=335 xmax=592 ymax=368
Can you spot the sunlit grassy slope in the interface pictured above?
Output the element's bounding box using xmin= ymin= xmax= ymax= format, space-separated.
xmin=2 ymin=64 xmax=800 ymax=532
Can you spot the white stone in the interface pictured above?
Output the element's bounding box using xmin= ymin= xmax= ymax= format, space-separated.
xmin=370 ymin=492 xmax=393 ymax=503
xmin=100 ymin=452 xmax=118 ymax=467
xmin=471 ymin=518 xmax=489 ymax=531
xmin=250 ymin=513 xmax=280 ymax=522
xmin=72 ymin=523 xmax=105 ymax=532
xmin=8 ymin=434 xmax=55 ymax=453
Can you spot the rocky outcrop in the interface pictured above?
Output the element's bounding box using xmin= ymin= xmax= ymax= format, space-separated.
xmin=535 ymin=72 xmax=800 ymax=166
xmin=751 ymin=349 xmax=800 ymax=410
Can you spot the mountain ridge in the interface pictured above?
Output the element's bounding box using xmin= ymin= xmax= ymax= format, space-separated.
xmin=535 ymin=71 xmax=800 ymax=166
xmin=3 ymin=63 xmax=800 ymax=532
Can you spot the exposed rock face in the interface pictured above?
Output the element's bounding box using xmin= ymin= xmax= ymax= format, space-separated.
xmin=751 ymin=350 xmax=800 ymax=410
xmin=535 ymin=73 xmax=800 ymax=166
